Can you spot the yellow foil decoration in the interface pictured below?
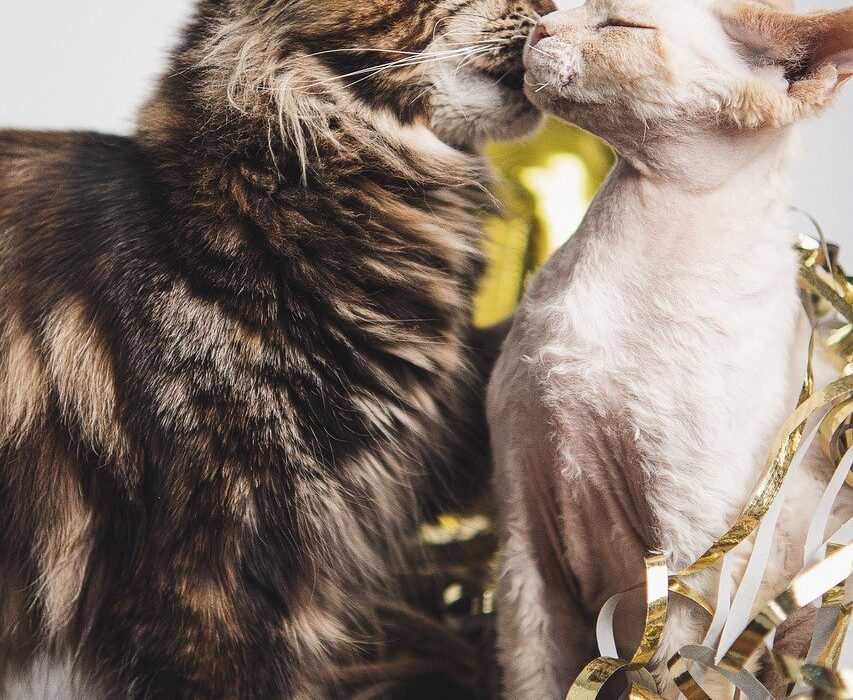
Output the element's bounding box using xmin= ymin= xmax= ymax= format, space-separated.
xmin=475 ymin=120 xmax=614 ymax=327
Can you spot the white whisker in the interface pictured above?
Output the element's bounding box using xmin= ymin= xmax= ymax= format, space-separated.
xmin=308 ymin=44 xmax=499 ymax=89
xmin=531 ymin=45 xmax=561 ymax=62
xmin=307 ymin=48 xmax=423 ymax=58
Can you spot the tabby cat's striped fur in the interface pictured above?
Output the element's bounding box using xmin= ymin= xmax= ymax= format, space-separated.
xmin=0 ymin=0 xmax=552 ymax=697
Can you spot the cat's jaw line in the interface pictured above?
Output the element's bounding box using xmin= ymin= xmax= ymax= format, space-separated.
xmin=612 ymin=123 xmax=796 ymax=195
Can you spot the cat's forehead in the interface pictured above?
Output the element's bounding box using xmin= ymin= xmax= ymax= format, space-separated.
xmin=583 ymin=0 xmax=712 ymax=23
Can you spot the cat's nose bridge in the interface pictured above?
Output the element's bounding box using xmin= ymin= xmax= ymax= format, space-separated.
xmin=533 ymin=10 xmax=582 ymax=43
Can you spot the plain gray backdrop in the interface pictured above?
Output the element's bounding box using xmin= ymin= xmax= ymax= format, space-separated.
xmin=0 ymin=0 xmax=850 ymax=253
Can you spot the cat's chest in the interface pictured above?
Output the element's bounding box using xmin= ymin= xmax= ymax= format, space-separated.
xmin=507 ymin=226 xmax=805 ymax=566
xmin=525 ymin=217 xmax=801 ymax=391
xmin=526 ymin=247 xmax=797 ymax=441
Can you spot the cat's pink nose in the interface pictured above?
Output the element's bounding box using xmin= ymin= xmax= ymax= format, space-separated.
xmin=530 ymin=23 xmax=551 ymax=47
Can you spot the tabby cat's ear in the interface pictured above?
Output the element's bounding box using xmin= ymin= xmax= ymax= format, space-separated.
xmin=714 ymin=0 xmax=853 ymax=127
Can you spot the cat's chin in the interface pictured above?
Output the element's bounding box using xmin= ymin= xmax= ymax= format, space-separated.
xmin=486 ymin=84 xmax=544 ymax=141
xmin=431 ymin=66 xmax=543 ymax=150
xmin=522 ymin=79 xmax=591 ymax=126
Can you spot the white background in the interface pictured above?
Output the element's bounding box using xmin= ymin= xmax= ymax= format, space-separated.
xmin=0 ymin=0 xmax=850 ymax=249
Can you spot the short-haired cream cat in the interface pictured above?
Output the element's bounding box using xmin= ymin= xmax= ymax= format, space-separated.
xmin=488 ymin=0 xmax=853 ymax=698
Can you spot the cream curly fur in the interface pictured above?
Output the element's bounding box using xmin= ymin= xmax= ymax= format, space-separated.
xmin=490 ymin=1 xmax=853 ymax=698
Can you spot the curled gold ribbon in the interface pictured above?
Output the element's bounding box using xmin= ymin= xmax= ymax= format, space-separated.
xmin=566 ymin=658 xmax=657 ymax=700
xmin=720 ymin=543 xmax=853 ymax=673
xmin=799 ymin=266 xmax=853 ymax=327
xmin=567 ymin=554 xmax=668 ymax=700
xmin=668 ymin=653 xmax=714 ymax=700
xmin=772 ymin=652 xmax=853 ymax=700
xmin=627 ymin=682 xmax=666 ymax=700
xmin=824 ymin=544 xmax=849 ymax=609
xmin=567 ymin=657 xmax=633 ymax=700
xmin=819 ymin=606 xmax=852 ymax=671
xmin=676 ymin=376 xmax=851 ymax=578
xmin=632 ymin=553 xmax=669 ymax=666
xmin=669 ymin=645 xmax=773 ymax=700
xmin=799 ymin=665 xmax=853 ymax=699
xmin=820 ymin=404 xmax=853 ymax=468
xmin=668 ymin=578 xmax=715 ymax=618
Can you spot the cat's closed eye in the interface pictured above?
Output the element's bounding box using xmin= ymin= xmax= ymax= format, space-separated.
xmin=600 ymin=18 xmax=657 ymax=31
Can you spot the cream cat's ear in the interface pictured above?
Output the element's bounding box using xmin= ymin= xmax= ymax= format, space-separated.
xmin=753 ymin=0 xmax=794 ymax=10
xmin=714 ymin=0 xmax=853 ymax=127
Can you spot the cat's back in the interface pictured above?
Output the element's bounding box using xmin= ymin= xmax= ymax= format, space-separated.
xmin=0 ymin=129 xmax=151 ymax=193
xmin=0 ymin=130 xmax=163 ymax=253
xmin=0 ymin=130 xmax=168 ymax=306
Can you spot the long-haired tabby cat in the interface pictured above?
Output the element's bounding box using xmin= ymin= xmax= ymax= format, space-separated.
xmin=0 ymin=0 xmax=554 ymax=697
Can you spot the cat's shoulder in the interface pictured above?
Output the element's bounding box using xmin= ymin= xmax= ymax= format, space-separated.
xmin=490 ymin=232 xmax=628 ymax=411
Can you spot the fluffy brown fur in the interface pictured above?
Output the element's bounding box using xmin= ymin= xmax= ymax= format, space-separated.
xmin=0 ymin=0 xmax=553 ymax=697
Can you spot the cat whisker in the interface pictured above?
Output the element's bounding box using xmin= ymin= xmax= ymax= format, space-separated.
xmin=441 ymin=37 xmax=504 ymax=47
xmin=449 ymin=12 xmax=495 ymax=22
xmin=437 ymin=26 xmax=527 ymax=42
xmin=490 ymin=67 xmax=515 ymax=84
xmin=442 ymin=78 xmax=470 ymax=121
xmin=452 ymin=50 xmax=488 ymax=78
xmin=443 ymin=37 xmax=501 ymax=48
xmin=410 ymin=84 xmax=433 ymax=106
xmin=431 ymin=26 xmax=496 ymax=45
xmin=439 ymin=28 xmax=489 ymax=37
xmin=328 ymin=47 xmax=498 ymax=91
xmin=523 ymin=73 xmax=550 ymax=92
xmin=517 ymin=11 xmax=542 ymax=23
xmin=434 ymin=45 xmax=502 ymax=119
xmin=307 ymin=48 xmax=423 ymax=58
xmin=442 ymin=49 xmax=502 ymax=82
xmin=431 ymin=16 xmax=458 ymax=45
xmin=530 ymin=45 xmax=561 ymax=62
xmin=308 ymin=45 xmax=497 ymax=88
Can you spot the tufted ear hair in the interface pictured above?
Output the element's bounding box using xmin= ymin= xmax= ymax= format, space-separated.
xmin=714 ymin=0 xmax=853 ymax=126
